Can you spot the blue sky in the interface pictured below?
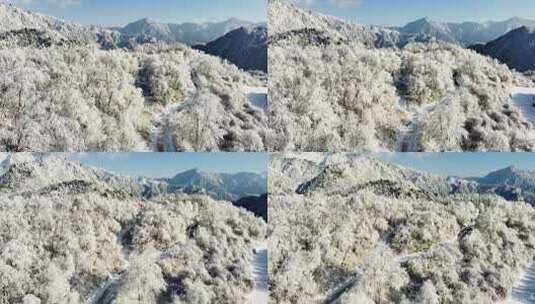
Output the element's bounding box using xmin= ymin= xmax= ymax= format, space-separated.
xmin=376 ymin=153 xmax=535 ymax=177
xmin=69 ymin=153 xmax=267 ymax=178
xmin=296 ymin=0 xmax=535 ymax=26
xmin=3 ymin=0 xmax=265 ymax=26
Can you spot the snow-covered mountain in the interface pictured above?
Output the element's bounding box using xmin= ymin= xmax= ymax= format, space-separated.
xmin=119 ymin=17 xmax=261 ymax=46
xmin=270 ymin=153 xmax=535 ymax=205
xmin=0 ymin=153 xmax=168 ymax=198
xmin=268 ymin=0 xmax=407 ymax=48
xmin=470 ymin=26 xmax=535 ymax=72
xmin=195 ymin=26 xmax=267 ymax=72
xmin=467 ymin=165 xmax=535 ymax=204
xmin=0 ymin=153 xmax=266 ymax=304
xmin=269 ymin=1 xmax=535 ymax=48
xmin=0 ymin=4 xmax=269 ymax=152
xmin=0 ymin=3 xmax=142 ymax=49
xmin=166 ymin=168 xmax=267 ymax=201
xmin=397 ymin=16 xmax=535 ymax=45
xmin=269 ymin=153 xmax=535 ymax=304
xmin=0 ymin=3 xmax=263 ymax=51
xmin=268 ymin=0 xmax=535 ymax=152
xmin=0 ymin=154 xmax=267 ymax=202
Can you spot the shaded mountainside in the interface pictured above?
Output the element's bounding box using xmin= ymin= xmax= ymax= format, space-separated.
xmin=233 ymin=193 xmax=268 ymax=221
xmin=194 ymin=26 xmax=267 ymax=72
xmin=471 ymin=26 xmax=535 ymax=72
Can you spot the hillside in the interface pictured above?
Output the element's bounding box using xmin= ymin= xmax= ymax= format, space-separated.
xmin=0 ymin=4 xmax=269 ymax=152
xmin=0 ymin=154 xmax=267 ymax=304
xmin=471 ymin=26 xmax=535 ymax=72
xmin=268 ymin=0 xmax=535 ymax=152
xmin=269 ymin=153 xmax=535 ymax=303
xmin=195 ymin=26 xmax=268 ymax=72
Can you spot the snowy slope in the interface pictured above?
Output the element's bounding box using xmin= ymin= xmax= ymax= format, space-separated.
xmin=249 ymin=242 xmax=268 ymax=304
xmin=512 ymin=87 xmax=535 ymax=124
xmin=505 ymin=263 xmax=535 ymax=304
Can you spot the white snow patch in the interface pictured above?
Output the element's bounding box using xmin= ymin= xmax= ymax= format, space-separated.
xmin=506 ymin=263 xmax=535 ymax=304
xmin=151 ymin=91 xmax=195 ymax=152
xmin=395 ymin=100 xmax=438 ymax=152
xmin=245 ymin=86 xmax=268 ymax=112
xmin=511 ymin=87 xmax=535 ymax=124
xmin=249 ymin=241 xmax=268 ymax=304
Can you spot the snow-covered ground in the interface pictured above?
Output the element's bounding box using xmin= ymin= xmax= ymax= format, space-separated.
xmin=87 ymin=274 xmax=122 ymax=304
xmin=395 ymin=100 xmax=437 ymax=152
xmin=249 ymin=241 xmax=268 ymax=304
xmin=506 ymin=263 xmax=535 ymax=304
xmin=245 ymin=86 xmax=268 ymax=112
xmin=511 ymin=87 xmax=535 ymax=124
xmin=151 ymin=91 xmax=195 ymax=151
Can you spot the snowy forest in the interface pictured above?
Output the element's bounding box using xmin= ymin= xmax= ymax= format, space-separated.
xmin=268 ymin=0 xmax=535 ymax=152
xmin=269 ymin=153 xmax=535 ymax=303
xmin=0 ymin=3 xmax=268 ymax=152
xmin=0 ymin=153 xmax=267 ymax=304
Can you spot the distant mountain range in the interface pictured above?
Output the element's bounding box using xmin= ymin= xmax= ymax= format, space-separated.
xmin=118 ymin=17 xmax=263 ymax=45
xmin=271 ymin=154 xmax=535 ymax=206
xmin=0 ymin=154 xmax=267 ymax=217
xmin=270 ymin=1 xmax=535 ymax=49
xmin=194 ymin=26 xmax=267 ymax=72
xmin=0 ymin=3 xmax=266 ymax=71
xmin=165 ymin=168 xmax=267 ymax=201
xmin=396 ymin=16 xmax=535 ymax=45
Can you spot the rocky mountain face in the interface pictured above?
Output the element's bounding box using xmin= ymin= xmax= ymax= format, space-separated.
xmin=119 ymin=17 xmax=260 ymax=45
xmin=194 ymin=26 xmax=267 ymax=72
xmin=470 ymin=26 xmax=535 ymax=72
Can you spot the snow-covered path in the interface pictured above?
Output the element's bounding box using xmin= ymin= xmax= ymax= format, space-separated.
xmin=245 ymin=86 xmax=268 ymax=112
xmin=507 ymin=263 xmax=535 ymax=304
xmin=395 ymin=101 xmax=437 ymax=152
xmin=151 ymin=91 xmax=195 ymax=152
xmin=249 ymin=241 xmax=268 ymax=304
xmin=87 ymin=274 xmax=121 ymax=304
xmin=511 ymin=87 xmax=535 ymax=125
